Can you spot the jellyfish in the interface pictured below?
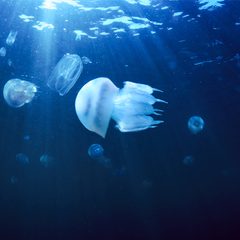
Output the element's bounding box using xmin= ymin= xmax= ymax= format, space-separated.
xmin=6 ymin=30 xmax=17 ymax=46
xmin=188 ymin=116 xmax=205 ymax=134
xmin=10 ymin=176 xmax=18 ymax=184
xmin=23 ymin=135 xmax=30 ymax=141
xmin=75 ymin=77 xmax=167 ymax=138
xmin=3 ymin=79 xmax=37 ymax=108
xmin=112 ymin=166 xmax=127 ymax=176
xmin=182 ymin=155 xmax=194 ymax=166
xmin=81 ymin=56 xmax=92 ymax=64
xmin=47 ymin=53 xmax=83 ymax=96
xmin=88 ymin=144 xmax=111 ymax=168
xmin=8 ymin=59 xmax=12 ymax=66
xmin=0 ymin=47 xmax=6 ymax=57
xmin=40 ymin=154 xmax=54 ymax=168
xmin=16 ymin=153 xmax=29 ymax=165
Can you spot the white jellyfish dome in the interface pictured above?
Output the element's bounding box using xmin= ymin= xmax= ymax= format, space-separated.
xmin=75 ymin=77 xmax=119 ymax=137
xmin=75 ymin=77 xmax=166 ymax=138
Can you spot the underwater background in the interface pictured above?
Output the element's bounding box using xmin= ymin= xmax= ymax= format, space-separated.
xmin=0 ymin=0 xmax=240 ymax=239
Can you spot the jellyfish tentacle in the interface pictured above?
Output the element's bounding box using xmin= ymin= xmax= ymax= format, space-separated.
xmin=153 ymin=112 xmax=161 ymax=116
xmin=150 ymin=120 xmax=164 ymax=128
xmin=154 ymin=108 xmax=164 ymax=112
xmin=152 ymin=87 xmax=163 ymax=92
xmin=156 ymin=98 xmax=168 ymax=104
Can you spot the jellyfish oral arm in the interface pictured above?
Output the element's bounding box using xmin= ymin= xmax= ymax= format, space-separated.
xmin=114 ymin=115 xmax=163 ymax=132
xmin=111 ymin=81 xmax=166 ymax=133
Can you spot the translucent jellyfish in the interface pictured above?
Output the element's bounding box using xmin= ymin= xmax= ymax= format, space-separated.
xmin=183 ymin=155 xmax=194 ymax=166
xmin=47 ymin=53 xmax=83 ymax=96
xmin=6 ymin=30 xmax=18 ymax=46
xmin=73 ymin=30 xmax=87 ymax=41
xmin=10 ymin=176 xmax=18 ymax=184
xmin=16 ymin=153 xmax=29 ymax=165
xmin=75 ymin=77 xmax=167 ymax=138
xmin=0 ymin=47 xmax=6 ymax=57
xmin=188 ymin=116 xmax=205 ymax=134
xmin=81 ymin=56 xmax=92 ymax=64
xmin=88 ymin=144 xmax=111 ymax=168
xmin=8 ymin=59 xmax=12 ymax=66
xmin=3 ymin=79 xmax=37 ymax=108
xmin=23 ymin=135 xmax=30 ymax=141
xmin=40 ymin=154 xmax=54 ymax=168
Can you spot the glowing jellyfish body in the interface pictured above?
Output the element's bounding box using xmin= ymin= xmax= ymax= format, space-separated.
xmin=183 ymin=155 xmax=194 ymax=166
xmin=81 ymin=56 xmax=92 ymax=64
xmin=6 ymin=31 xmax=17 ymax=46
xmin=88 ymin=144 xmax=104 ymax=158
xmin=16 ymin=153 xmax=29 ymax=165
xmin=10 ymin=176 xmax=18 ymax=184
xmin=40 ymin=154 xmax=54 ymax=168
xmin=88 ymin=144 xmax=111 ymax=168
xmin=188 ymin=116 xmax=205 ymax=134
xmin=75 ymin=77 xmax=166 ymax=138
xmin=0 ymin=47 xmax=6 ymax=57
xmin=47 ymin=53 xmax=83 ymax=96
xmin=3 ymin=79 xmax=37 ymax=108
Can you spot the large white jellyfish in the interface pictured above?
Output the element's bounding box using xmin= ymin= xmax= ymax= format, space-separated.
xmin=75 ymin=77 xmax=166 ymax=138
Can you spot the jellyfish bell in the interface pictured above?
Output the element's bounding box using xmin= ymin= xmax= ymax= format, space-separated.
xmin=88 ymin=144 xmax=112 ymax=168
xmin=40 ymin=154 xmax=54 ymax=168
xmin=16 ymin=153 xmax=30 ymax=165
xmin=75 ymin=77 xmax=119 ymax=138
xmin=3 ymin=79 xmax=37 ymax=108
xmin=75 ymin=77 xmax=166 ymax=138
xmin=88 ymin=144 xmax=104 ymax=159
xmin=188 ymin=116 xmax=205 ymax=134
xmin=47 ymin=53 xmax=83 ymax=96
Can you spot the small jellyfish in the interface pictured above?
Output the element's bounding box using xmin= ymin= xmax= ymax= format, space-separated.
xmin=23 ymin=135 xmax=30 ymax=141
xmin=81 ymin=56 xmax=92 ymax=64
xmin=16 ymin=153 xmax=29 ymax=165
xmin=75 ymin=77 xmax=167 ymax=138
xmin=0 ymin=47 xmax=6 ymax=57
xmin=10 ymin=176 xmax=18 ymax=184
xmin=6 ymin=30 xmax=18 ymax=46
xmin=73 ymin=30 xmax=84 ymax=41
xmin=40 ymin=154 xmax=54 ymax=168
xmin=88 ymin=144 xmax=111 ymax=168
xmin=188 ymin=116 xmax=205 ymax=134
xmin=183 ymin=155 xmax=194 ymax=166
xmin=8 ymin=59 xmax=12 ymax=66
xmin=3 ymin=79 xmax=37 ymax=108
xmin=47 ymin=53 xmax=83 ymax=96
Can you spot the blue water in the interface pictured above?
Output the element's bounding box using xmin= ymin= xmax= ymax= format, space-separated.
xmin=0 ymin=1 xmax=240 ymax=239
